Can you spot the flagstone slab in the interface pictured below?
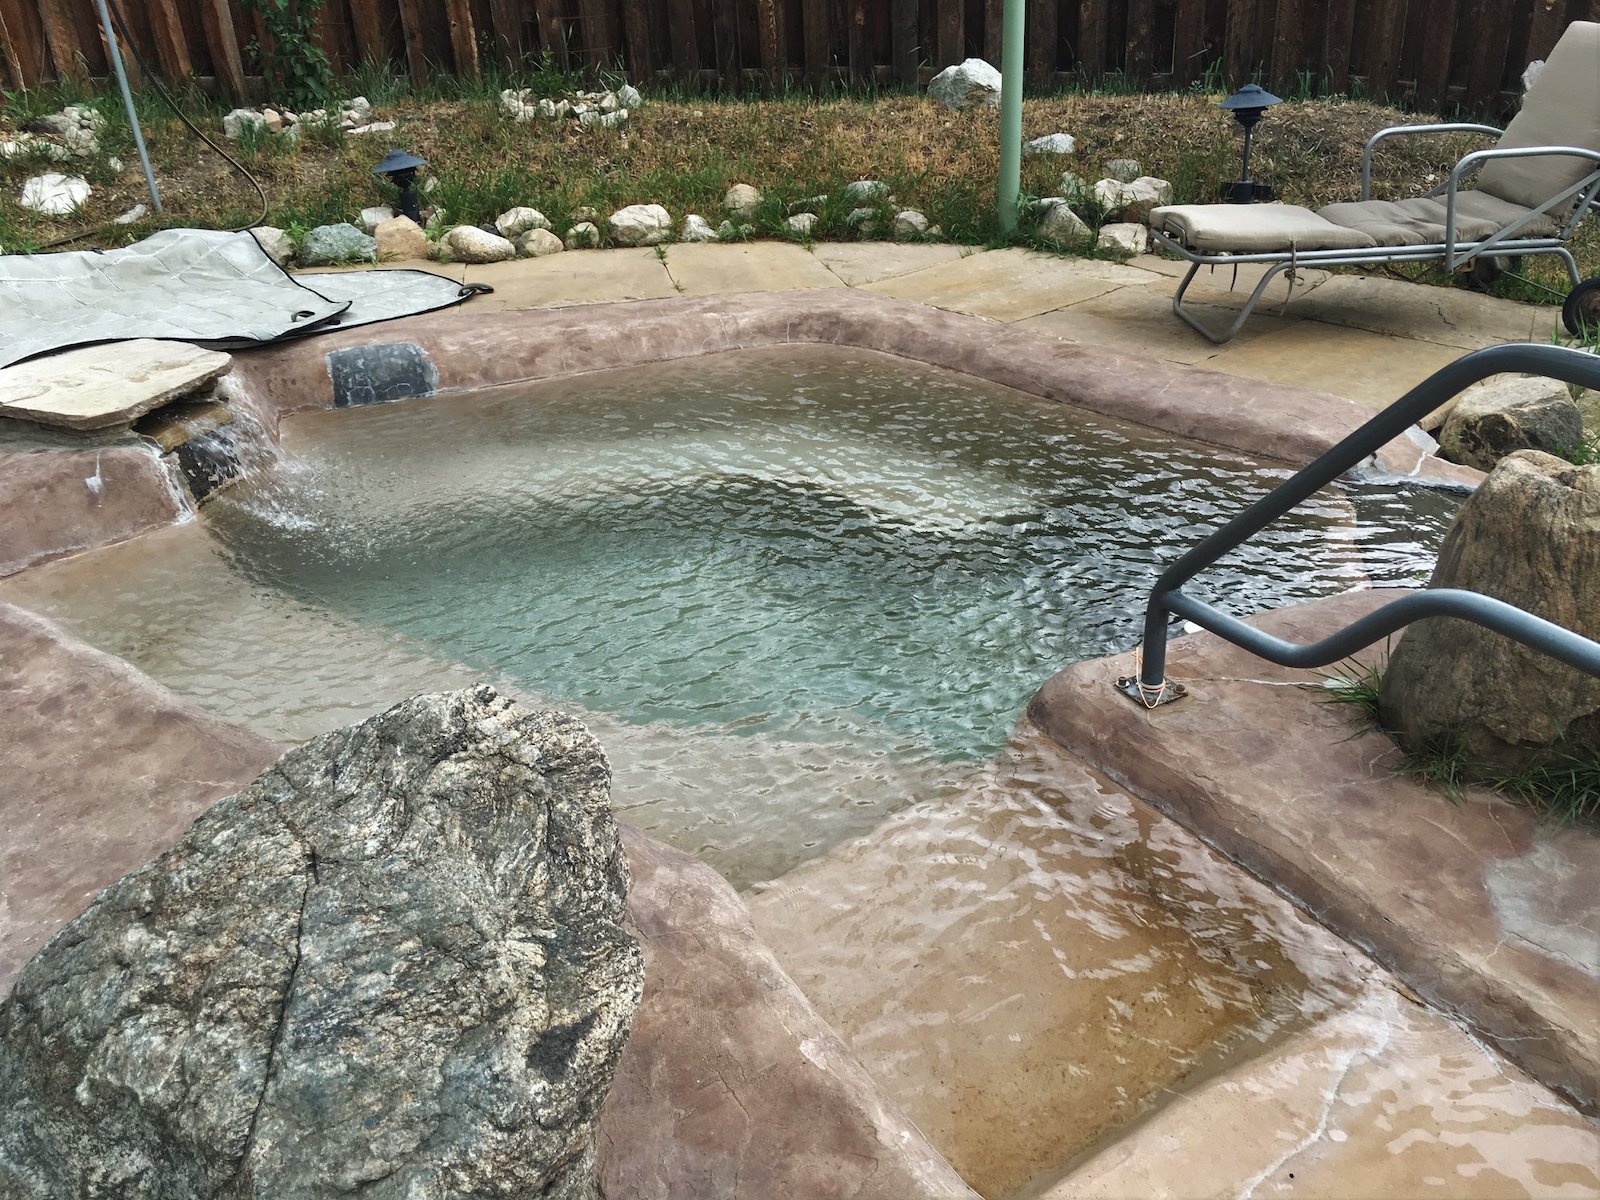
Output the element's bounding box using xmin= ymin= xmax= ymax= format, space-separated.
xmin=862 ymin=247 xmax=1147 ymax=322
xmin=0 ymin=339 xmax=231 ymax=431
xmin=662 ymin=241 xmax=845 ymax=296
xmin=1205 ymin=320 xmax=1467 ymax=408
xmin=811 ymin=242 xmax=976 ymax=286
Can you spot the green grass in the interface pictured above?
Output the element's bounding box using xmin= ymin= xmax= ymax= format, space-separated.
xmin=1319 ymin=653 xmax=1600 ymax=823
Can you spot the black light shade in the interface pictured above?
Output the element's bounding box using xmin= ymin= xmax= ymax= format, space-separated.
xmin=1219 ymin=83 xmax=1283 ymax=114
xmin=373 ymin=148 xmax=427 ymax=176
xmin=1218 ymin=85 xmax=1281 ymax=203
xmin=373 ymin=148 xmax=428 ymax=223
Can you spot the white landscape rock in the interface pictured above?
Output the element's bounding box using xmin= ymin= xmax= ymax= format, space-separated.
xmin=846 ymin=206 xmax=880 ymax=235
xmin=608 ymin=203 xmax=673 ymax=247
xmin=113 ymin=204 xmax=148 ymax=226
xmin=1024 ymin=133 xmax=1076 ymax=156
xmin=842 ymin=179 xmax=889 ymax=204
xmin=927 ymin=58 xmax=1003 ymax=111
xmin=616 ymin=84 xmax=643 ymax=109
xmin=19 ymin=173 xmax=90 ymax=216
xmin=680 ymin=214 xmax=717 ymax=242
xmin=500 ymin=89 xmax=540 ymax=122
xmin=723 ymin=183 xmax=762 ymax=221
xmin=348 ymin=121 xmax=397 ymax=136
xmin=1092 ymin=175 xmax=1173 ymax=222
xmin=496 ymin=206 xmax=552 ymax=239
xmin=516 ymin=228 xmax=565 ymax=257
xmin=1037 ymin=200 xmax=1091 ymax=246
xmin=1104 ymin=158 xmax=1141 ymax=183
xmin=565 ymin=222 xmax=601 ymax=249
xmin=249 ymin=226 xmax=296 ymax=267
xmin=1096 ymin=222 xmax=1148 ymax=255
xmin=222 ymin=108 xmax=266 ymax=140
xmin=891 ymin=210 xmax=930 ymax=240
xmin=442 ymin=225 xmax=516 ymax=264
xmin=785 ymin=212 xmax=819 ymax=236
xmin=359 ymin=205 xmax=395 ymax=233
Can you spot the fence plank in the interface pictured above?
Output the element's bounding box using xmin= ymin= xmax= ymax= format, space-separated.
xmin=533 ymin=0 xmax=568 ymax=69
xmin=35 ymin=0 xmax=87 ymax=81
xmin=1029 ymin=0 xmax=1057 ymax=82
xmin=893 ymin=0 xmax=917 ymax=84
xmin=1224 ymin=0 xmax=1254 ymax=82
xmin=0 ymin=0 xmax=48 ymax=88
xmin=1527 ymin=0 xmax=1567 ymax=59
xmin=444 ymin=0 xmax=479 ymax=75
xmin=1172 ymin=0 xmax=1205 ymax=85
xmin=1415 ymin=0 xmax=1458 ymax=105
xmin=142 ymin=0 xmax=191 ymax=79
xmin=715 ymin=0 xmax=741 ymax=86
xmin=983 ymin=0 xmax=1002 ymax=63
xmin=1267 ymin=0 xmax=1297 ymax=90
xmin=485 ymin=0 xmax=523 ymax=70
xmin=1078 ymin=0 xmax=1107 ymax=78
xmin=1322 ymin=0 xmax=1353 ymax=91
xmin=754 ymin=0 xmax=784 ymax=76
xmin=845 ymin=0 xmax=866 ymax=85
xmin=197 ymin=0 xmax=246 ymax=97
xmin=804 ymin=0 xmax=830 ymax=81
xmin=1366 ymin=0 xmax=1408 ymax=98
xmin=1125 ymin=0 xmax=1154 ymax=80
xmin=669 ymin=0 xmax=701 ymax=80
xmin=396 ymin=0 xmax=430 ymax=82
xmin=622 ymin=0 xmax=653 ymax=75
xmin=933 ymin=0 xmax=959 ymax=66
xmin=1465 ymin=0 xmax=1512 ymax=110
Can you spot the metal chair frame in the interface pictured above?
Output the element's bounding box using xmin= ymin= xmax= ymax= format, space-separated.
xmin=1151 ymin=124 xmax=1600 ymax=344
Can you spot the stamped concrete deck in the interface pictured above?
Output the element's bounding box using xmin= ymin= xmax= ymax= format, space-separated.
xmin=301 ymin=242 xmax=1565 ymax=410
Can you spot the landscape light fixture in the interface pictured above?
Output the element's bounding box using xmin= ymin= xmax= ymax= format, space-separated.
xmin=1218 ymin=84 xmax=1282 ymax=204
xmin=374 ymin=149 xmax=428 ymax=223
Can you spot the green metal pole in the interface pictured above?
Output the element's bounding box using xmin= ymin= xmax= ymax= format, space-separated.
xmin=997 ymin=0 xmax=1025 ymax=235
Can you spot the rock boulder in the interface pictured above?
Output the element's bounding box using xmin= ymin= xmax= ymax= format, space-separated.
xmin=927 ymin=58 xmax=1003 ymax=110
xmin=723 ymin=183 xmax=762 ymax=221
xmin=1091 ymin=176 xmax=1174 ymax=223
xmin=0 ymin=687 xmax=643 ymax=1199
xmin=441 ymin=224 xmax=516 ymax=264
xmin=297 ymin=222 xmax=376 ymax=266
xmin=1379 ymin=452 xmax=1600 ymax=770
xmin=608 ymin=203 xmax=673 ymax=247
xmin=373 ymin=214 xmax=429 ymax=261
xmin=1037 ymin=200 xmax=1091 ymax=247
xmin=1438 ymin=376 xmax=1585 ymax=472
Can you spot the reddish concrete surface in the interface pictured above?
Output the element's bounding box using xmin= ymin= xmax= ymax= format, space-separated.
xmin=0 ymin=446 xmax=188 ymax=577
xmin=4 ymin=292 xmax=1476 ymax=578
xmin=1028 ymin=589 xmax=1600 ymax=1116
xmin=600 ymin=829 xmax=977 ymax=1199
xmin=227 ymin=291 xmax=1453 ymax=479
xmin=0 ymin=601 xmax=284 ymax=990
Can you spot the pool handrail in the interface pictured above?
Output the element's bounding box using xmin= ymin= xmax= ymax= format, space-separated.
xmin=1129 ymin=341 xmax=1600 ymax=706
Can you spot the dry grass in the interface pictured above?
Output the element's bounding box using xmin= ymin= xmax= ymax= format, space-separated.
xmin=2 ymin=82 xmax=1595 ymax=298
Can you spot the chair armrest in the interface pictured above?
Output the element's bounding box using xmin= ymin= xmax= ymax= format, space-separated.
xmin=1442 ymin=146 xmax=1600 ymax=258
xmin=1361 ymin=123 xmax=1503 ymax=199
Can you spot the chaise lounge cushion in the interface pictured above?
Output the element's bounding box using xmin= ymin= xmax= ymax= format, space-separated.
xmin=1476 ymin=20 xmax=1600 ymax=212
xmin=1149 ymin=203 xmax=1378 ymax=253
xmin=1317 ymin=188 xmax=1563 ymax=247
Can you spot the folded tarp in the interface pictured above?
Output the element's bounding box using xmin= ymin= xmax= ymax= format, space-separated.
xmin=0 ymin=228 xmax=483 ymax=369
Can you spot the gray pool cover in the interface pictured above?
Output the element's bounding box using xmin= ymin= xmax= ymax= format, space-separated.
xmin=0 ymin=228 xmax=483 ymax=369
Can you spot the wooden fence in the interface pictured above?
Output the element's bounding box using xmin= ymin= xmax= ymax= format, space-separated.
xmin=3 ymin=0 xmax=1597 ymax=117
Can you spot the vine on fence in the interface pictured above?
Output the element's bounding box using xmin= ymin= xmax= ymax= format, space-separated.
xmin=238 ymin=0 xmax=331 ymax=108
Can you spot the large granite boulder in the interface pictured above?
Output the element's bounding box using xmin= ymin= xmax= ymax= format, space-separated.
xmin=1380 ymin=452 xmax=1600 ymax=769
xmin=1438 ymin=376 xmax=1584 ymax=472
xmin=297 ymin=222 xmax=375 ymax=266
xmin=608 ymin=203 xmax=673 ymax=247
xmin=0 ymin=687 xmax=642 ymax=1199
xmin=927 ymin=58 xmax=1002 ymax=110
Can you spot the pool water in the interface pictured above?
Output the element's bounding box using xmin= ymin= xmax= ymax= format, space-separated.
xmin=2 ymin=346 xmax=1458 ymax=887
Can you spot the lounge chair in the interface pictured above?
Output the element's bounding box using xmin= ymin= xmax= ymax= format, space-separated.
xmin=1146 ymin=19 xmax=1600 ymax=343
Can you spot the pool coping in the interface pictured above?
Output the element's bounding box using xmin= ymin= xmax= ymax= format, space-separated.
xmin=1 ymin=289 xmax=1482 ymax=580
xmin=1029 ymin=589 xmax=1600 ymax=1117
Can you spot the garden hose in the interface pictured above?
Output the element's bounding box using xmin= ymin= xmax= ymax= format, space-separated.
xmin=36 ymin=0 xmax=269 ymax=249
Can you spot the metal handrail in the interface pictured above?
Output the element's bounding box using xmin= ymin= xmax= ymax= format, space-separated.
xmin=1130 ymin=342 xmax=1600 ymax=705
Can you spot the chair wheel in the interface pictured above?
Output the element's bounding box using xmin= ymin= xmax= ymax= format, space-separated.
xmin=1564 ymin=277 xmax=1600 ymax=337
